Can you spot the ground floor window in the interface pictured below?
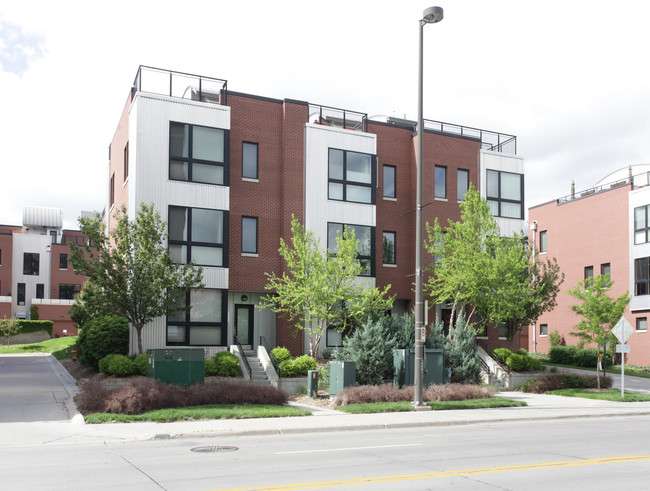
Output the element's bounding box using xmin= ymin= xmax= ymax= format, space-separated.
xmin=326 ymin=327 xmax=344 ymax=348
xmin=636 ymin=317 xmax=647 ymax=332
xmin=167 ymin=289 xmax=227 ymax=346
xmin=540 ymin=324 xmax=548 ymax=336
xmin=59 ymin=284 xmax=80 ymax=300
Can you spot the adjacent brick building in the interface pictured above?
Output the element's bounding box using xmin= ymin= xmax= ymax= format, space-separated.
xmin=108 ymin=66 xmax=526 ymax=356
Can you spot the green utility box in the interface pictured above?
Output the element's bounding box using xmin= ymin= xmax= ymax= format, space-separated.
xmin=329 ymin=361 xmax=356 ymax=398
xmin=146 ymin=348 xmax=205 ymax=387
xmin=307 ymin=370 xmax=319 ymax=398
xmin=393 ymin=349 xmax=445 ymax=388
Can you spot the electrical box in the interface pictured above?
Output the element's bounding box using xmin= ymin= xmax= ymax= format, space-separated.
xmin=329 ymin=361 xmax=356 ymax=398
xmin=146 ymin=348 xmax=205 ymax=387
xmin=393 ymin=349 xmax=445 ymax=388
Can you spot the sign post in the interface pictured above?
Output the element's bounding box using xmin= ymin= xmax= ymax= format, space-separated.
xmin=612 ymin=317 xmax=634 ymax=399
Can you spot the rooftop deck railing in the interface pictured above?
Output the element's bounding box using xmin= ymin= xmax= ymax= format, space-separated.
xmin=309 ymin=104 xmax=368 ymax=132
xmin=133 ymin=66 xmax=228 ymax=105
xmin=423 ymin=119 xmax=517 ymax=154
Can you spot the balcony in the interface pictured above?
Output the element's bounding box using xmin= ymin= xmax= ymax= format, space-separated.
xmin=133 ymin=66 xmax=228 ymax=105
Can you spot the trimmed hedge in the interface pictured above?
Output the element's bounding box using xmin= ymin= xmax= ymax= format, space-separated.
xmin=214 ymin=351 xmax=240 ymax=377
xmin=493 ymin=348 xmax=543 ymax=372
xmin=17 ymin=320 xmax=53 ymax=336
xmin=549 ymin=345 xmax=612 ymax=367
xmin=271 ymin=347 xmax=291 ymax=364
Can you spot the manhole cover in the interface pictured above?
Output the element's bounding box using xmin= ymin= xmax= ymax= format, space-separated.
xmin=191 ymin=446 xmax=238 ymax=453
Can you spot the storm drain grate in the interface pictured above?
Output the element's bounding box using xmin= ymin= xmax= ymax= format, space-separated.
xmin=191 ymin=446 xmax=238 ymax=453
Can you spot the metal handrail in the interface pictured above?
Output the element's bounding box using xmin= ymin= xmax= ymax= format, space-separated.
xmin=477 ymin=339 xmax=512 ymax=374
xmin=233 ymin=336 xmax=251 ymax=379
xmin=259 ymin=336 xmax=279 ymax=374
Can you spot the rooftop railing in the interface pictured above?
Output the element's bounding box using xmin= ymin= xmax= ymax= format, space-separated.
xmin=557 ymin=174 xmax=638 ymax=205
xmin=423 ymin=119 xmax=517 ymax=154
xmin=133 ymin=66 xmax=228 ymax=105
xmin=309 ymin=104 xmax=368 ymax=132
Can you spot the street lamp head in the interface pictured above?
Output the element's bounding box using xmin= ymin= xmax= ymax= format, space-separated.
xmin=422 ymin=6 xmax=444 ymax=24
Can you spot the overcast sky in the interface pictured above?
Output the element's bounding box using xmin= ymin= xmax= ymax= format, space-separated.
xmin=1 ymin=0 xmax=649 ymax=229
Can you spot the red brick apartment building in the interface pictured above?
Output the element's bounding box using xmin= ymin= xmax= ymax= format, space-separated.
xmin=108 ymin=66 xmax=526 ymax=356
xmin=0 ymin=206 xmax=88 ymax=337
xmin=529 ymin=165 xmax=650 ymax=365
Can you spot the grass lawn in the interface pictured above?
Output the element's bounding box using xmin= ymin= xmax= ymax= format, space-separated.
xmin=85 ymin=404 xmax=312 ymax=423
xmin=335 ymin=397 xmax=527 ymax=414
xmin=546 ymin=388 xmax=650 ymax=402
xmin=0 ymin=336 xmax=77 ymax=359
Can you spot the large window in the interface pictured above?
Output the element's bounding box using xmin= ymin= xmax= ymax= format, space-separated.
xmin=169 ymin=122 xmax=228 ymax=185
xmin=635 ymin=257 xmax=650 ymax=296
xmin=539 ymin=231 xmax=548 ymax=253
xmin=23 ymin=253 xmax=39 ymax=276
xmin=328 ymin=148 xmax=376 ymax=204
xmin=435 ymin=166 xmax=447 ymax=199
xmin=486 ymin=170 xmax=523 ymax=219
xmin=167 ymin=289 xmax=227 ymax=346
xmin=168 ymin=206 xmax=228 ymax=267
xmin=635 ymin=205 xmax=650 ymax=244
xmin=383 ymin=165 xmax=396 ymax=198
xmin=383 ymin=231 xmax=396 ymax=265
xmin=241 ymin=216 xmax=258 ymax=254
xmin=59 ymin=284 xmax=80 ymax=300
xmin=242 ymin=142 xmax=258 ymax=179
xmin=457 ymin=169 xmax=469 ymax=201
xmin=327 ymin=222 xmax=375 ymax=277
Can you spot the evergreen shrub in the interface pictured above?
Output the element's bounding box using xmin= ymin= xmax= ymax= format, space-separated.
xmin=77 ymin=315 xmax=129 ymax=369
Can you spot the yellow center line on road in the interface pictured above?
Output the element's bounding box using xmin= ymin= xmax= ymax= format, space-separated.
xmin=210 ymin=453 xmax=650 ymax=491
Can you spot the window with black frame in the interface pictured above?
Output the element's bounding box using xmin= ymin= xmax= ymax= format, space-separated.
xmin=167 ymin=289 xmax=227 ymax=346
xmin=486 ymin=169 xmax=524 ymax=219
xmin=635 ymin=205 xmax=650 ymax=244
xmin=23 ymin=253 xmax=39 ymax=275
xmin=327 ymin=222 xmax=375 ymax=277
xmin=169 ymin=122 xmax=228 ymax=185
xmin=635 ymin=257 xmax=650 ymax=296
xmin=328 ymin=148 xmax=376 ymax=204
xmin=168 ymin=206 xmax=228 ymax=267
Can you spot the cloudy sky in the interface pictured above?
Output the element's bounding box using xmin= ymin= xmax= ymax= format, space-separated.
xmin=1 ymin=0 xmax=649 ymax=229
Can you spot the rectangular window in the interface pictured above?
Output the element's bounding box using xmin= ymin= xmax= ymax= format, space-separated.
xmin=326 ymin=327 xmax=344 ymax=347
xmin=327 ymin=222 xmax=375 ymax=277
xmin=23 ymin=253 xmax=40 ymax=276
xmin=59 ymin=284 xmax=80 ymax=300
xmin=636 ymin=318 xmax=647 ymax=332
xmin=17 ymin=283 xmax=25 ymax=305
xmin=36 ymin=284 xmax=44 ymax=299
xmin=50 ymin=230 xmax=57 ymax=244
xmin=241 ymin=216 xmax=258 ymax=254
xmin=110 ymin=173 xmax=115 ymax=208
xmin=168 ymin=206 xmax=228 ymax=267
xmin=169 ymin=122 xmax=228 ymax=186
xmin=167 ymin=289 xmax=227 ymax=346
xmin=383 ymin=165 xmax=396 ymax=198
xmin=435 ymin=166 xmax=447 ymax=199
xmin=382 ymin=231 xmax=396 ymax=265
xmin=242 ymin=142 xmax=258 ymax=180
xmin=540 ymin=324 xmax=548 ymax=336
xmin=59 ymin=253 xmax=68 ymax=270
xmin=635 ymin=257 xmax=650 ymax=296
xmin=486 ymin=169 xmax=524 ymax=219
xmin=635 ymin=205 xmax=650 ymax=244
xmin=539 ymin=231 xmax=548 ymax=253
xmin=584 ymin=266 xmax=594 ymax=287
xmin=498 ymin=323 xmax=508 ymax=339
xmin=328 ymin=148 xmax=376 ymax=204
xmin=0 ymin=249 xmax=2 ymax=265
xmin=457 ymin=169 xmax=469 ymax=201
xmin=601 ymin=263 xmax=611 ymax=281
xmin=124 ymin=142 xmax=129 ymax=181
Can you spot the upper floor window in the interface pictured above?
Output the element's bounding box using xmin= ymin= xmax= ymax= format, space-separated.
xmin=601 ymin=263 xmax=611 ymax=281
xmin=124 ymin=142 xmax=129 ymax=181
xmin=635 ymin=205 xmax=650 ymax=244
xmin=635 ymin=257 xmax=650 ymax=296
xmin=328 ymin=149 xmax=376 ymax=204
xmin=584 ymin=265 xmax=594 ymax=287
xmin=383 ymin=165 xmax=396 ymax=198
xmin=109 ymin=173 xmax=115 ymax=208
xmin=36 ymin=284 xmax=44 ymax=299
xmin=59 ymin=283 xmax=80 ymax=300
xmin=241 ymin=216 xmax=258 ymax=254
xmin=637 ymin=317 xmax=647 ymax=332
xmin=539 ymin=230 xmax=548 ymax=253
xmin=486 ymin=170 xmax=523 ymax=219
xmin=17 ymin=283 xmax=25 ymax=305
xmin=168 ymin=206 xmax=228 ymax=267
xmin=23 ymin=253 xmax=39 ymax=276
xmin=457 ymin=169 xmax=469 ymax=201
xmin=169 ymin=122 xmax=227 ymax=186
xmin=383 ymin=231 xmax=396 ymax=265
xmin=540 ymin=324 xmax=548 ymax=336
xmin=327 ymin=222 xmax=375 ymax=277
xmin=59 ymin=253 xmax=68 ymax=270
xmin=435 ymin=166 xmax=447 ymax=199
xmin=242 ymin=142 xmax=258 ymax=180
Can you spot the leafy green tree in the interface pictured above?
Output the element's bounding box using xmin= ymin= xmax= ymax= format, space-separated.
xmin=568 ymin=274 xmax=630 ymax=388
xmin=68 ymin=280 xmax=112 ymax=328
xmin=260 ymin=216 xmax=393 ymax=358
xmin=0 ymin=317 xmax=21 ymax=346
xmin=69 ymin=203 xmax=204 ymax=354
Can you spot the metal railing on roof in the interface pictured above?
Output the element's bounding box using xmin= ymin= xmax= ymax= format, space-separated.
xmin=423 ymin=119 xmax=517 ymax=154
xmin=133 ymin=66 xmax=228 ymax=105
xmin=309 ymin=104 xmax=368 ymax=132
xmin=557 ymin=177 xmax=633 ymax=205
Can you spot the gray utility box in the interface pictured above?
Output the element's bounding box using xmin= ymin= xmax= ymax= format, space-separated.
xmin=307 ymin=370 xmax=319 ymax=397
xmin=393 ymin=349 xmax=445 ymax=388
xmin=329 ymin=361 xmax=356 ymax=398
xmin=146 ymin=348 xmax=205 ymax=387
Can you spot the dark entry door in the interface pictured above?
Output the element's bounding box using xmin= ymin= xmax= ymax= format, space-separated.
xmin=235 ymin=304 xmax=254 ymax=349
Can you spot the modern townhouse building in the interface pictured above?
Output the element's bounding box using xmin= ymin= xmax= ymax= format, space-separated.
xmin=109 ymin=66 xmax=526 ymax=357
xmin=529 ymin=165 xmax=650 ymax=365
xmin=0 ymin=206 xmax=87 ymax=336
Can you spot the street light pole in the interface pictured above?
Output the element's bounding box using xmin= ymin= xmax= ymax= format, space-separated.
xmin=414 ymin=6 xmax=443 ymax=409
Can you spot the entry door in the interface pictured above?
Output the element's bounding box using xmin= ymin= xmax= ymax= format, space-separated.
xmin=235 ymin=305 xmax=254 ymax=349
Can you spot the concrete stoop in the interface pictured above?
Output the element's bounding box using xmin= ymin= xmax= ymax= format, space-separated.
xmin=478 ymin=346 xmax=539 ymax=391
